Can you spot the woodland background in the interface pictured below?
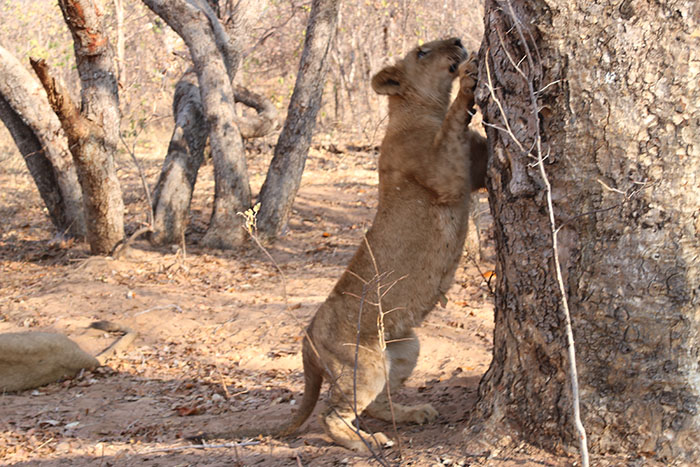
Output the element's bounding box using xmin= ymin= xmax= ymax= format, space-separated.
xmin=0 ymin=1 xmax=531 ymax=466
xmin=0 ymin=0 xmax=484 ymax=172
xmin=3 ymin=0 xmax=697 ymax=465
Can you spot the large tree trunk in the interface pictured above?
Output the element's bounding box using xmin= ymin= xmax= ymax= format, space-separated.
xmin=31 ymin=0 xmax=124 ymax=254
xmin=143 ymin=0 xmax=251 ymax=249
xmin=0 ymin=46 xmax=86 ymax=238
xmin=30 ymin=0 xmax=124 ymax=255
xmin=256 ymin=0 xmax=340 ymax=240
xmin=470 ymin=0 xmax=700 ymax=462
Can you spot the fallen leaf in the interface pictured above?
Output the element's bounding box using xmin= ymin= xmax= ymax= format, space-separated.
xmin=482 ymin=270 xmax=496 ymax=279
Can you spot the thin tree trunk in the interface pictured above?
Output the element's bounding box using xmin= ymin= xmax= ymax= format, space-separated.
xmin=0 ymin=96 xmax=67 ymax=231
xmin=256 ymin=0 xmax=340 ymax=240
xmin=150 ymin=71 xmax=206 ymax=246
xmin=150 ymin=71 xmax=207 ymax=246
xmin=143 ymin=0 xmax=251 ymax=249
xmin=114 ymin=0 xmax=125 ymax=85
xmin=30 ymin=0 xmax=124 ymax=255
xmin=470 ymin=0 xmax=700 ymax=462
xmin=0 ymin=45 xmax=85 ymax=237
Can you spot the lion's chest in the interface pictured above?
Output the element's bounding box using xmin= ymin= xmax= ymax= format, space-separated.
xmin=370 ymin=185 xmax=471 ymax=331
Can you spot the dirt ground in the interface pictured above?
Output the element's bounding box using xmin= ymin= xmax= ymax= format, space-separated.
xmin=0 ymin=139 xmax=571 ymax=466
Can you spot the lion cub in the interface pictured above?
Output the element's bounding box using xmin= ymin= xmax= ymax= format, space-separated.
xmin=201 ymin=38 xmax=487 ymax=452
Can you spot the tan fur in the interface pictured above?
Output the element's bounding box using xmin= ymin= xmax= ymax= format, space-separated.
xmin=0 ymin=321 xmax=136 ymax=392
xmin=198 ymin=38 xmax=488 ymax=452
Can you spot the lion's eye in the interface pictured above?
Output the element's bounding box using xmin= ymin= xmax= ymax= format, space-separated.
xmin=417 ymin=49 xmax=429 ymax=59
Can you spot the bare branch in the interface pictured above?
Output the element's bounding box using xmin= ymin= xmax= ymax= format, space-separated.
xmin=140 ymin=440 xmax=260 ymax=454
xmin=346 ymin=269 xmax=369 ymax=285
xmin=238 ymin=209 xmax=391 ymax=465
xmin=484 ymin=52 xmax=526 ymax=154
xmin=363 ymin=235 xmax=403 ymax=457
xmin=233 ymin=85 xmax=279 ymax=138
xmin=29 ymin=59 xmax=88 ymax=142
xmin=505 ymin=1 xmax=588 ymax=463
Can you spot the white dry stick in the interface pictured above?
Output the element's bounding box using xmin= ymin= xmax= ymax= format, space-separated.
xmin=363 ymin=235 xmax=403 ymax=457
xmin=536 ymin=141 xmax=589 ymax=467
xmin=139 ymin=440 xmax=260 ymax=454
xmin=488 ymin=2 xmax=590 ymax=465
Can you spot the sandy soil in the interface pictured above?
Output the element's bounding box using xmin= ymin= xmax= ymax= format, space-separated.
xmin=0 ymin=142 xmax=570 ymax=466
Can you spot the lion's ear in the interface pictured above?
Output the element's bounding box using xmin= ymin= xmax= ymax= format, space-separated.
xmin=372 ymin=65 xmax=403 ymax=95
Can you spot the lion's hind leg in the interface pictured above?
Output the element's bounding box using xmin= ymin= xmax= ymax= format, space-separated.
xmin=364 ymin=330 xmax=438 ymax=424
xmin=319 ymin=348 xmax=391 ymax=453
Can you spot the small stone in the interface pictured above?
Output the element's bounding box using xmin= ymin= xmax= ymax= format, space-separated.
xmin=55 ymin=441 xmax=71 ymax=453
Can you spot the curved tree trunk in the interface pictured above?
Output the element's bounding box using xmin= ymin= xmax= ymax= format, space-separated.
xmin=0 ymin=96 xmax=68 ymax=232
xmin=470 ymin=0 xmax=700 ymax=462
xmin=30 ymin=0 xmax=124 ymax=255
xmin=143 ymin=0 xmax=251 ymax=249
xmin=150 ymin=71 xmax=207 ymax=246
xmin=232 ymin=84 xmax=279 ymax=139
xmin=0 ymin=45 xmax=85 ymax=238
xmin=150 ymin=71 xmax=278 ymax=246
xmin=256 ymin=0 xmax=340 ymax=241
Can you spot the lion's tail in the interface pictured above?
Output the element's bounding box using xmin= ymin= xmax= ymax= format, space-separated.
xmin=189 ymin=336 xmax=323 ymax=443
xmin=276 ymin=336 xmax=323 ymax=436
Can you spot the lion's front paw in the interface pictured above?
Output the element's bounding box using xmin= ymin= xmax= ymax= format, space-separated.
xmin=370 ymin=431 xmax=391 ymax=447
xmin=458 ymin=52 xmax=478 ymax=95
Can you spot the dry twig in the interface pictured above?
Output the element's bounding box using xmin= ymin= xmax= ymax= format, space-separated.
xmin=363 ymin=235 xmax=403 ymax=457
xmin=238 ymin=206 xmax=392 ymax=466
xmin=133 ymin=304 xmax=183 ymax=317
xmin=139 ymin=440 xmax=260 ymax=454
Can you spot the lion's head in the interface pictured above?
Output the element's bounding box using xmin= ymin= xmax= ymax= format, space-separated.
xmin=371 ymin=37 xmax=467 ymax=108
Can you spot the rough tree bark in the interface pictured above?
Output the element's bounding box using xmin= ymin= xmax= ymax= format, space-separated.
xmin=30 ymin=0 xmax=124 ymax=255
xmin=256 ymin=0 xmax=340 ymax=240
xmin=0 ymin=45 xmax=85 ymax=237
xmin=143 ymin=0 xmax=251 ymax=249
xmin=150 ymin=71 xmax=207 ymax=246
xmin=470 ymin=0 xmax=699 ymax=462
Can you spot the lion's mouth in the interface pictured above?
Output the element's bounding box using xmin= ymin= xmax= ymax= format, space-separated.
xmin=449 ymin=47 xmax=467 ymax=74
xmin=449 ymin=55 xmax=465 ymax=74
